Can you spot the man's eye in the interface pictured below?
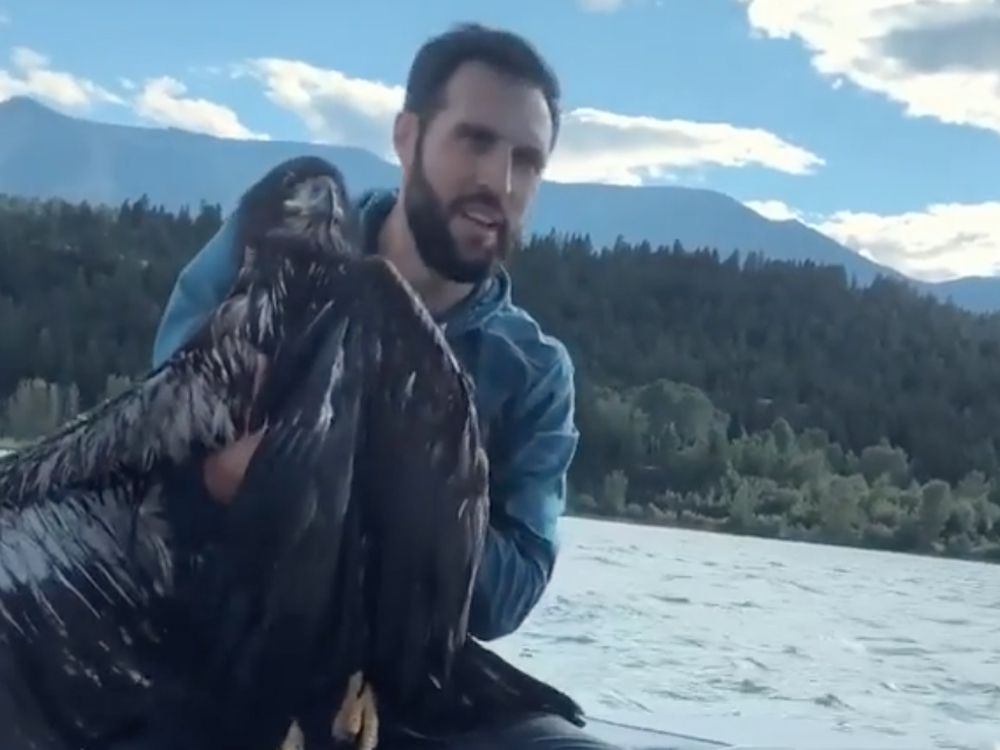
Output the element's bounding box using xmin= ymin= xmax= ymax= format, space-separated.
xmin=516 ymin=153 xmax=543 ymax=175
xmin=468 ymin=132 xmax=493 ymax=150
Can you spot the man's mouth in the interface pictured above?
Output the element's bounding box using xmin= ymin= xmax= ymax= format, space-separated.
xmin=459 ymin=203 xmax=503 ymax=230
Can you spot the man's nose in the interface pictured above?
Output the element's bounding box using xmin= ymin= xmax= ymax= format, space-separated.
xmin=479 ymin=147 xmax=513 ymax=197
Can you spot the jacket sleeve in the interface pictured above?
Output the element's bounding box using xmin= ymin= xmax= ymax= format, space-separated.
xmin=467 ymin=340 xmax=579 ymax=641
xmin=152 ymin=214 xmax=241 ymax=367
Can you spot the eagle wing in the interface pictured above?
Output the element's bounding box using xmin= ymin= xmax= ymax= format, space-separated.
xmin=190 ymin=297 xmax=370 ymax=749
xmin=355 ymin=257 xmax=490 ymax=709
xmin=191 ymin=252 xmax=490 ymax=748
xmin=351 ymin=257 xmax=585 ymax=737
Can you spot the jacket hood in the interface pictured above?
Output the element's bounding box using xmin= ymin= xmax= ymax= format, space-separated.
xmin=355 ymin=188 xmax=512 ymax=336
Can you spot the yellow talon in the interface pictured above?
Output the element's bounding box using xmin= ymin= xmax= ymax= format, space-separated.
xmin=331 ymin=671 xmax=380 ymax=749
xmin=332 ymin=671 xmax=363 ymax=739
xmin=357 ymin=683 xmax=379 ymax=750
xmin=279 ymin=720 xmax=305 ymax=750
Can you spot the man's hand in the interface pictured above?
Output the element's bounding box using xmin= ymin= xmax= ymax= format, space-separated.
xmin=203 ymin=429 xmax=264 ymax=505
xmin=204 ymin=352 xmax=269 ymax=505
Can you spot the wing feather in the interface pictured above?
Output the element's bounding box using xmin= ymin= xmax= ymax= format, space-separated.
xmin=192 ymin=299 xmax=368 ymax=749
xmin=353 ymin=257 xmax=490 ymax=708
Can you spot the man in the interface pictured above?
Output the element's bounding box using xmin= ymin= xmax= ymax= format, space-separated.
xmin=152 ymin=22 xmax=616 ymax=750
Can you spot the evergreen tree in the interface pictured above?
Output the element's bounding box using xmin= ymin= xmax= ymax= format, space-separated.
xmin=0 ymin=193 xmax=998 ymax=562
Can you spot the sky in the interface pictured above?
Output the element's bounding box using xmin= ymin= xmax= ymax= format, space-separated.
xmin=1 ymin=0 xmax=999 ymax=282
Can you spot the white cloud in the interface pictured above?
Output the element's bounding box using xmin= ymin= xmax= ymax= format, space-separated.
xmin=740 ymin=0 xmax=1000 ymax=137
xmin=815 ymin=202 xmax=1000 ymax=281
xmin=239 ymin=57 xmax=823 ymax=185
xmin=744 ymin=199 xmax=803 ymax=222
xmin=744 ymin=197 xmax=1000 ymax=281
xmin=549 ymin=107 xmax=824 ymax=185
xmin=134 ymin=76 xmax=269 ymax=141
xmin=576 ymin=0 xmax=665 ymax=11
xmin=0 ymin=46 xmax=264 ymax=141
xmin=0 ymin=46 xmax=122 ymax=109
xmin=11 ymin=47 xmax=44 ymax=69
xmin=239 ymin=58 xmax=403 ymax=160
xmin=577 ymin=0 xmax=628 ymax=11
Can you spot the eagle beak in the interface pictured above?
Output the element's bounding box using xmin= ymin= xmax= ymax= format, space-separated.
xmin=283 ymin=175 xmax=344 ymax=226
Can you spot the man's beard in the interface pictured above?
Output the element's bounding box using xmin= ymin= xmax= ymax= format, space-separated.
xmin=403 ymin=136 xmax=517 ymax=284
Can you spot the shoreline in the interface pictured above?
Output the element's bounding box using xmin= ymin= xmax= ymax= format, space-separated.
xmin=2 ymin=437 xmax=995 ymax=566
xmin=566 ymin=509 xmax=1000 ymax=566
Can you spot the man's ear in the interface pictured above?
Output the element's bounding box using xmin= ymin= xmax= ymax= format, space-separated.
xmin=393 ymin=111 xmax=418 ymax=172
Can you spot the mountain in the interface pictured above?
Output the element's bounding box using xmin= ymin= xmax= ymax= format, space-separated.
xmin=529 ymin=181 xmax=887 ymax=283
xmin=2 ymin=95 xmax=998 ymax=312
xmin=0 ymin=96 xmax=398 ymax=209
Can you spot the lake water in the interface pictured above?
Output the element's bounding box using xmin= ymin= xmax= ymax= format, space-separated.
xmin=491 ymin=517 xmax=999 ymax=749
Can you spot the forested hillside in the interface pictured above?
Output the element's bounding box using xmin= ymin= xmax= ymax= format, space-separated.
xmin=1 ymin=193 xmax=998 ymax=562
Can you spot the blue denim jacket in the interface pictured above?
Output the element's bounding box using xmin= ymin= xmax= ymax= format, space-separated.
xmin=151 ymin=187 xmax=579 ymax=640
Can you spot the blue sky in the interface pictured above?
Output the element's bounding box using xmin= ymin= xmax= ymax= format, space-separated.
xmin=1 ymin=0 xmax=999 ymax=281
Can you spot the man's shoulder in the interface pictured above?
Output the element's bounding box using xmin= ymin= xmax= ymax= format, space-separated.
xmin=354 ymin=187 xmax=388 ymax=212
xmin=477 ymin=292 xmax=575 ymax=401
xmin=353 ymin=188 xmax=396 ymax=254
xmin=488 ymin=299 xmax=571 ymax=368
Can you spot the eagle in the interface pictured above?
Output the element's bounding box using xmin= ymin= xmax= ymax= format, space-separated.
xmin=0 ymin=156 xmax=584 ymax=750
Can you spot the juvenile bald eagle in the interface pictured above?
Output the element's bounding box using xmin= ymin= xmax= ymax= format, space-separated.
xmin=0 ymin=155 xmax=583 ymax=750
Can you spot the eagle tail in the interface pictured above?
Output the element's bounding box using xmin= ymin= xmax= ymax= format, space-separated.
xmin=451 ymin=638 xmax=586 ymax=728
xmin=397 ymin=637 xmax=586 ymax=737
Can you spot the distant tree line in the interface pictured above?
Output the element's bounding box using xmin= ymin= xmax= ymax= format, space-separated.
xmin=1 ymin=192 xmax=998 ymax=562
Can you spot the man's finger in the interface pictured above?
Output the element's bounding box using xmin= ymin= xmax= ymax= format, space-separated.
xmin=204 ymin=429 xmax=265 ymax=504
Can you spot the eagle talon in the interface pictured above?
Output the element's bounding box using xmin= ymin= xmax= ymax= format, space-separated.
xmin=358 ymin=684 xmax=379 ymax=750
xmin=332 ymin=671 xmax=379 ymax=749
xmin=279 ymin=720 xmax=305 ymax=750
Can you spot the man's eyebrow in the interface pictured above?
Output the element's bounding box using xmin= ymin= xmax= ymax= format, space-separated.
xmin=454 ymin=121 xmax=500 ymax=143
xmin=454 ymin=121 xmax=546 ymax=166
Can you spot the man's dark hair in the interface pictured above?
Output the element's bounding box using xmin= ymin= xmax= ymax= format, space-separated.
xmin=403 ymin=23 xmax=562 ymax=148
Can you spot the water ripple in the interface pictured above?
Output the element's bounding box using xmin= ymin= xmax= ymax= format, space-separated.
xmin=491 ymin=518 xmax=1000 ymax=750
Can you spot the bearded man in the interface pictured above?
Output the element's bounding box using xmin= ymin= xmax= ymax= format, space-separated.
xmin=151 ymin=22 xmax=615 ymax=750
